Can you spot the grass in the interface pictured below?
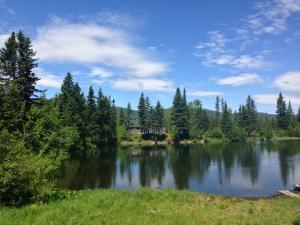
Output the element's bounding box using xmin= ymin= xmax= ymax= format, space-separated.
xmin=1 ymin=189 xmax=300 ymax=225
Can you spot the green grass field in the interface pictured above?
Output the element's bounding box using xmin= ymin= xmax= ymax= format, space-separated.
xmin=1 ymin=189 xmax=300 ymax=225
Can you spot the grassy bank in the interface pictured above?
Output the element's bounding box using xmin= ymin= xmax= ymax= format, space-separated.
xmin=1 ymin=189 xmax=300 ymax=225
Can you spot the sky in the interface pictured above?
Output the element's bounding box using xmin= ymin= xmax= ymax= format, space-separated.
xmin=0 ymin=0 xmax=300 ymax=113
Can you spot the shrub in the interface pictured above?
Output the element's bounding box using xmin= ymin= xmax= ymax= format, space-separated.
xmin=231 ymin=126 xmax=247 ymax=142
xmin=205 ymin=128 xmax=224 ymax=139
xmin=0 ymin=149 xmax=67 ymax=206
xmin=287 ymin=126 xmax=300 ymax=137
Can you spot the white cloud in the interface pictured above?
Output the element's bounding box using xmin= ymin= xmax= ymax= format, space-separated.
xmin=216 ymin=73 xmax=263 ymax=86
xmin=92 ymin=79 xmax=105 ymax=85
xmin=90 ymin=67 xmax=113 ymax=78
xmin=36 ymin=68 xmax=63 ymax=88
xmin=0 ymin=33 xmax=9 ymax=47
xmin=195 ymin=31 xmax=266 ymax=69
xmin=245 ymin=0 xmax=300 ymax=35
xmin=254 ymin=93 xmax=300 ymax=108
xmin=80 ymin=11 xmax=138 ymax=29
xmin=34 ymin=19 xmax=168 ymax=78
xmin=112 ymin=78 xmax=174 ymax=92
xmin=189 ymin=90 xmax=225 ymax=97
xmin=273 ymin=71 xmax=300 ymax=92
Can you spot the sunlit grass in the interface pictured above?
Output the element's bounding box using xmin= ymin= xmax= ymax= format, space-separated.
xmin=1 ymin=189 xmax=300 ymax=225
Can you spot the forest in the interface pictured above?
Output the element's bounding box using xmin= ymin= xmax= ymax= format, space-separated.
xmin=1 ymin=31 xmax=300 ymax=206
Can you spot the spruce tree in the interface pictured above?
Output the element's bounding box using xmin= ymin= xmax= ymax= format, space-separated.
xmin=138 ymin=93 xmax=147 ymax=134
xmin=215 ymin=96 xmax=220 ymax=126
xmin=221 ymin=102 xmax=233 ymax=139
xmin=16 ymin=31 xmax=39 ymax=110
xmin=171 ymin=88 xmax=189 ymax=140
xmin=86 ymin=86 xmax=97 ymax=142
xmin=126 ymin=102 xmax=132 ymax=130
xmin=276 ymin=93 xmax=288 ymax=130
xmin=110 ymin=99 xmax=117 ymax=144
xmin=155 ymin=101 xmax=164 ymax=134
xmin=119 ymin=108 xmax=126 ymax=127
xmin=0 ymin=32 xmax=17 ymax=83
xmin=286 ymin=101 xmax=294 ymax=128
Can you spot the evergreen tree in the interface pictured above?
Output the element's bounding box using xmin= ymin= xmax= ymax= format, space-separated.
xmin=155 ymin=101 xmax=164 ymax=134
xmin=276 ymin=93 xmax=288 ymax=130
xmin=171 ymin=88 xmax=189 ymax=140
xmin=126 ymin=102 xmax=132 ymax=130
xmin=119 ymin=108 xmax=126 ymax=127
xmin=215 ymin=96 xmax=220 ymax=126
xmin=221 ymin=102 xmax=233 ymax=139
xmin=57 ymin=73 xmax=86 ymax=149
xmin=138 ymin=93 xmax=147 ymax=133
xmin=0 ymin=32 xmax=17 ymax=83
xmin=110 ymin=99 xmax=117 ymax=144
xmin=297 ymin=107 xmax=300 ymax=123
xmin=286 ymin=101 xmax=293 ymax=128
xmin=16 ymin=31 xmax=40 ymax=110
xmin=86 ymin=86 xmax=97 ymax=142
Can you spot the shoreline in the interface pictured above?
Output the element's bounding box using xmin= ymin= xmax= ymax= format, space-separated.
xmin=120 ymin=136 xmax=300 ymax=147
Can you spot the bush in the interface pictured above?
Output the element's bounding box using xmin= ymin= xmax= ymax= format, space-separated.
xmin=0 ymin=149 xmax=67 ymax=206
xmin=190 ymin=129 xmax=204 ymax=140
xmin=205 ymin=128 xmax=224 ymax=139
xmin=287 ymin=126 xmax=300 ymax=137
xmin=231 ymin=126 xmax=247 ymax=142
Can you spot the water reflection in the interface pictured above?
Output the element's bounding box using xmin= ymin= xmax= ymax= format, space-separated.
xmin=59 ymin=140 xmax=300 ymax=197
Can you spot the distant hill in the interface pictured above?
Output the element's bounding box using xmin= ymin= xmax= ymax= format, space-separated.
xmin=116 ymin=106 xmax=275 ymax=127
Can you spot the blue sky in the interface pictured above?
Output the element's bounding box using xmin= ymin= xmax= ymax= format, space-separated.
xmin=0 ymin=0 xmax=300 ymax=112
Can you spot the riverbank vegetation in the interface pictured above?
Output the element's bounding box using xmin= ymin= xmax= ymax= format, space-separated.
xmin=1 ymin=189 xmax=300 ymax=225
xmin=1 ymin=30 xmax=300 ymax=207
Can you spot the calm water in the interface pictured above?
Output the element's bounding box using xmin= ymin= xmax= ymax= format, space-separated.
xmin=59 ymin=140 xmax=300 ymax=197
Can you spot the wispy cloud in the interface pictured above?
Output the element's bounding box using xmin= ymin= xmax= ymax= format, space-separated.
xmin=242 ymin=0 xmax=300 ymax=35
xmin=90 ymin=67 xmax=113 ymax=78
xmin=195 ymin=0 xmax=300 ymax=70
xmin=111 ymin=78 xmax=174 ymax=92
xmin=189 ymin=90 xmax=225 ymax=97
xmin=92 ymin=79 xmax=105 ymax=86
xmin=195 ymin=31 xmax=267 ymax=69
xmin=216 ymin=73 xmax=263 ymax=86
xmin=273 ymin=71 xmax=300 ymax=92
xmin=0 ymin=0 xmax=15 ymax=16
xmin=36 ymin=68 xmax=63 ymax=88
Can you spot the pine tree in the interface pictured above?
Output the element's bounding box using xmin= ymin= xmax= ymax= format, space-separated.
xmin=286 ymin=101 xmax=294 ymax=128
xmin=221 ymin=102 xmax=233 ymax=139
xmin=126 ymin=102 xmax=132 ymax=130
xmin=155 ymin=101 xmax=164 ymax=134
xmin=276 ymin=93 xmax=288 ymax=130
xmin=110 ymin=99 xmax=117 ymax=144
xmin=171 ymin=88 xmax=189 ymax=140
xmin=0 ymin=32 xmax=17 ymax=83
xmin=297 ymin=107 xmax=300 ymax=123
xmin=119 ymin=108 xmax=126 ymax=127
xmin=86 ymin=86 xmax=97 ymax=142
xmin=215 ymin=96 xmax=220 ymax=126
xmin=16 ymin=31 xmax=40 ymax=110
xmin=138 ymin=93 xmax=147 ymax=134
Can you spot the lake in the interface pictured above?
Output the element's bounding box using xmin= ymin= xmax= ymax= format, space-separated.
xmin=59 ymin=140 xmax=300 ymax=197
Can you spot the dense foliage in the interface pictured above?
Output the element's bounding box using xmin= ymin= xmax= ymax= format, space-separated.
xmin=0 ymin=32 xmax=117 ymax=206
